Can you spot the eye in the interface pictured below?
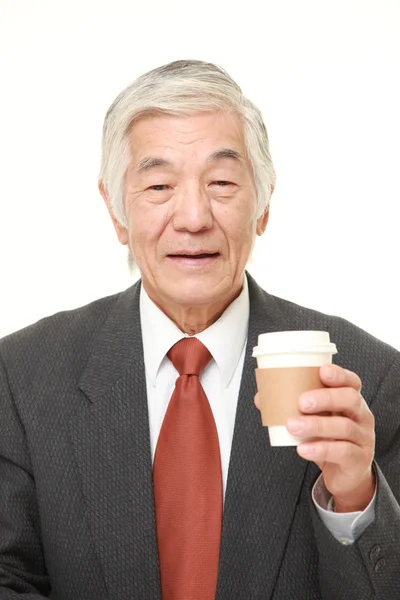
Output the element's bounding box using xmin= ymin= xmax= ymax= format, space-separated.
xmin=148 ymin=184 xmax=170 ymax=191
xmin=212 ymin=180 xmax=234 ymax=187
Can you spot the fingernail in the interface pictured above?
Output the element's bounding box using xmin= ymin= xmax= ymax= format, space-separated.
xmin=287 ymin=418 xmax=306 ymax=435
xmin=298 ymin=444 xmax=315 ymax=457
xmin=300 ymin=395 xmax=316 ymax=410
xmin=324 ymin=366 xmax=335 ymax=380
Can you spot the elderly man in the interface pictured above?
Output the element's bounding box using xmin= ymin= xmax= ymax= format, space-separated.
xmin=0 ymin=60 xmax=399 ymax=600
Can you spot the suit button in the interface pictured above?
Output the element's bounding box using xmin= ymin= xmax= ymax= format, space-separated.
xmin=369 ymin=545 xmax=381 ymax=562
xmin=374 ymin=558 xmax=386 ymax=573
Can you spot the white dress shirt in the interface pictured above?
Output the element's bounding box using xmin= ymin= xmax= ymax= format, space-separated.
xmin=141 ymin=276 xmax=248 ymax=497
xmin=140 ymin=275 xmax=375 ymax=544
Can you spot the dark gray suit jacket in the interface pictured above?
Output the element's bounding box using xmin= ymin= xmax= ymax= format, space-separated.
xmin=1 ymin=274 xmax=400 ymax=600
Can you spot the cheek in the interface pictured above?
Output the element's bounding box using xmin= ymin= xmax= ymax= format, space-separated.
xmin=127 ymin=203 xmax=171 ymax=256
xmin=217 ymin=203 xmax=257 ymax=249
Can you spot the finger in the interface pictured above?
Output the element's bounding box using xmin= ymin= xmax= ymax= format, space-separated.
xmin=296 ymin=439 xmax=373 ymax=469
xmin=298 ymin=387 xmax=373 ymax=423
xmin=286 ymin=414 xmax=371 ymax=447
xmin=254 ymin=392 xmax=260 ymax=410
xmin=320 ymin=364 xmax=362 ymax=392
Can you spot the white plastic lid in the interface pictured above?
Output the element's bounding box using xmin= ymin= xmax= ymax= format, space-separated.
xmin=252 ymin=330 xmax=337 ymax=357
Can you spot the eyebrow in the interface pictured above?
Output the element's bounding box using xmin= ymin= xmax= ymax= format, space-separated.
xmin=136 ymin=157 xmax=173 ymax=172
xmin=136 ymin=148 xmax=245 ymax=173
xmin=206 ymin=148 xmax=245 ymax=164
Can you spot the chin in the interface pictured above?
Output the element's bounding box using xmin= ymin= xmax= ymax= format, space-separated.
xmin=159 ymin=278 xmax=223 ymax=306
xmin=165 ymin=289 xmax=218 ymax=308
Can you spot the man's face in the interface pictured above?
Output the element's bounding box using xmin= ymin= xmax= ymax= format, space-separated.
xmin=106 ymin=111 xmax=269 ymax=313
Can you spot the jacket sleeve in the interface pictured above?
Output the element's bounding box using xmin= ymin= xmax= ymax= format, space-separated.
xmin=311 ymin=353 xmax=400 ymax=600
xmin=0 ymin=350 xmax=50 ymax=598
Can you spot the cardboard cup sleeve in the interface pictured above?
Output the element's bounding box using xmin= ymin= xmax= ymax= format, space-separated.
xmin=255 ymin=366 xmax=324 ymax=426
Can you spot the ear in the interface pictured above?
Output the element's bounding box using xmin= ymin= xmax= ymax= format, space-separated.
xmin=256 ymin=185 xmax=274 ymax=236
xmin=98 ymin=181 xmax=129 ymax=246
xmin=256 ymin=207 xmax=270 ymax=236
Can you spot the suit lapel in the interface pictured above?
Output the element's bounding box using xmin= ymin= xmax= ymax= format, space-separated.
xmin=69 ymin=282 xmax=161 ymax=600
xmin=216 ymin=274 xmax=309 ymax=600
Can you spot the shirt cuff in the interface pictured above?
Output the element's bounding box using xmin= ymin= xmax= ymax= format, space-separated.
xmin=312 ymin=473 xmax=376 ymax=545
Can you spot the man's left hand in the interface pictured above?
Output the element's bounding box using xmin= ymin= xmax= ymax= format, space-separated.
xmin=285 ymin=364 xmax=376 ymax=513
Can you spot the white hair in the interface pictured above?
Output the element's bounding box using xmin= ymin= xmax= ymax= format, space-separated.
xmin=99 ymin=59 xmax=276 ymax=227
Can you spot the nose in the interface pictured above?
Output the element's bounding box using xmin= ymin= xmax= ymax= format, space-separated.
xmin=171 ymin=181 xmax=213 ymax=232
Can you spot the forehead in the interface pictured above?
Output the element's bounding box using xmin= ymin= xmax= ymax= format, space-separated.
xmin=127 ymin=110 xmax=249 ymax=168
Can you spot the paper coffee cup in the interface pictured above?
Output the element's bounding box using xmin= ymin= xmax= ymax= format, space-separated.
xmin=252 ymin=331 xmax=338 ymax=446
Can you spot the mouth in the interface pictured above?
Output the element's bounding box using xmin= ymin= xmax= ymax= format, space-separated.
xmin=167 ymin=251 xmax=220 ymax=267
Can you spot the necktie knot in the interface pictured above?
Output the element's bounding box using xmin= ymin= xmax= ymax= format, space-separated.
xmin=167 ymin=337 xmax=212 ymax=376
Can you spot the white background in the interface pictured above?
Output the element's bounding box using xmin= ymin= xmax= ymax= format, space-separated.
xmin=0 ymin=0 xmax=399 ymax=349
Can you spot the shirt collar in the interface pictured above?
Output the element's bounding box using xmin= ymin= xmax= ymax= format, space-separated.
xmin=140 ymin=275 xmax=249 ymax=388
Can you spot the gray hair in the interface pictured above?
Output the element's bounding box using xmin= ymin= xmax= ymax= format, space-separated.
xmin=99 ymin=59 xmax=276 ymax=227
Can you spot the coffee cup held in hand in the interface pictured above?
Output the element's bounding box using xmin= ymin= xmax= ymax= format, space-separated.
xmin=252 ymin=331 xmax=338 ymax=446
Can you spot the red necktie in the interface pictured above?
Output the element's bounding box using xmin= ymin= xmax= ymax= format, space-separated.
xmin=153 ymin=337 xmax=223 ymax=600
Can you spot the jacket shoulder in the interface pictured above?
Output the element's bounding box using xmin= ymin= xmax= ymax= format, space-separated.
xmin=0 ymin=288 xmax=129 ymax=367
xmin=272 ymin=293 xmax=397 ymax=355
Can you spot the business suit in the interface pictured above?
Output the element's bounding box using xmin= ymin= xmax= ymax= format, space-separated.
xmin=1 ymin=273 xmax=399 ymax=599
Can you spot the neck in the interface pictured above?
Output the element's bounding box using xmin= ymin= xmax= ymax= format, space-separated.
xmin=144 ymin=284 xmax=244 ymax=335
